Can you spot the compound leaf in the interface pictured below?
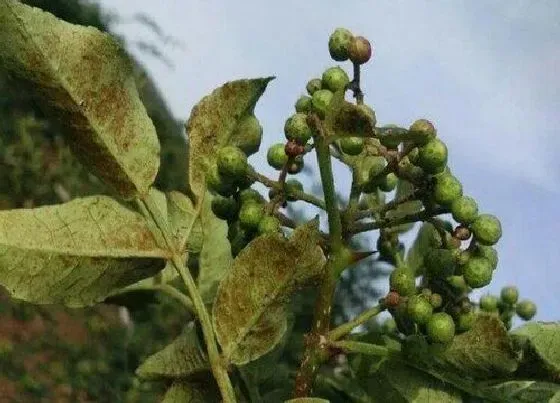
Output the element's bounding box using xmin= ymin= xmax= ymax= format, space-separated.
xmin=136 ymin=322 xmax=209 ymax=380
xmin=186 ymin=77 xmax=274 ymax=200
xmin=213 ymin=218 xmax=325 ymax=365
xmin=0 ymin=195 xmax=168 ymax=306
xmin=0 ymin=0 xmax=160 ymax=199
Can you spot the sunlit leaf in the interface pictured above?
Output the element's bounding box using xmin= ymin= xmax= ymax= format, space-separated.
xmin=213 ymin=218 xmax=325 ymax=365
xmin=0 ymin=0 xmax=160 ymax=198
xmin=185 ymin=77 xmax=274 ymax=200
xmin=0 ymin=195 xmax=168 ymax=306
xmin=136 ymin=322 xmax=208 ymax=380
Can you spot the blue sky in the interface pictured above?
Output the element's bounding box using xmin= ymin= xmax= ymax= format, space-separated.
xmin=98 ymin=0 xmax=560 ymax=322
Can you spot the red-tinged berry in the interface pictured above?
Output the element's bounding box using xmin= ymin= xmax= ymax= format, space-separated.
xmin=348 ymin=36 xmax=372 ymax=64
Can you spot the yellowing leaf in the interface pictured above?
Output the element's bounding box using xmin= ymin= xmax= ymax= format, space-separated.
xmin=213 ymin=219 xmax=325 ymax=365
xmin=0 ymin=195 xmax=168 ymax=306
xmin=185 ymin=78 xmax=273 ymax=200
xmin=136 ymin=322 xmax=209 ymax=380
xmin=0 ymin=0 xmax=160 ymax=198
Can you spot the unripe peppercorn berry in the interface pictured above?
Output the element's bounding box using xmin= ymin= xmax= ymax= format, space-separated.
xmin=500 ymin=286 xmax=519 ymax=305
xmin=285 ymin=179 xmax=304 ymax=201
xmin=295 ymin=95 xmax=312 ymax=113
xmin=451 ymin=196 xmax=479 ymax=225
xmin=424 ymin=248 xmax=455 ymax=277
xmin=328 ymin=28 xmax=354 ymax=61
xmin=284 ymin=113 xmax=313 ymax=145
xmin=348 ymin=36 xmax=372 ymax=64
xmin=433 ymin=172 xmax=463 ymax=206
xmin=470 ymin=214 xmax=502 ymax=246
xmin=322 ymin=66 xmax=350 ymax=92
xmin=285 ymin=141 xmax=305 ymax=158
xmin=239 ymin=188 xmax=265 ymax=206
xmin=389 ymin=267 xmax=416 ymax=296
xmin=381 ymin=318 xmax=397 ymax=334
xmin=217 ymin=146 xmax=248 ymax=180
xmin=409 ymin=119 xmax=436 ymax=146
xmin=463 ymin=257 xmax=493 ymax=288
xmin=456 ymin=311 xmax=476 ymax=333
xmin=287 ymin=156 xmax=304 ymax=175
xmin=267 ymin=143 xmax=289 ymax=170
xmin=418 ymin=139 xmax=448 ymax=174
xmin=516 ymin=300 xmax=537 ymax=320
xmin=339 ymin=137 xmax=364 ymax=156
xmin=258 ymin=216 xmax=281 ymax=235
xmin=378 ymin=173 xmax=398 ymax=192
xmin=479 ymin=295 xmax=499 ymax=312
xmin=407 ymin=295 xmax=434 ymax=325
xmin=211 ymin=195 xmax=239 ymax=221
xmin=474 ymin=245 xmax=498 ymax=270
xmin=306 ymin=78 xmax=322 ymax=96
xmin=427 ymin=312 xmax=456 ymax=344
xmin=230 ymin=115 xmax=263 ymax=156
xmin=430 ymin=293 xmax=443 ymax=309
xmin=207 ymin=161 xmax=236 ymax=197
xmin=312 ymin=89 xmax=334 ymax=119
xmin=239 ymin=202 xmax=264 ymax=230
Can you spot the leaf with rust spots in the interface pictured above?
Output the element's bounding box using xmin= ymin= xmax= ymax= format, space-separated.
xmin=136 ymin=322 xmax=209 ymax=380
xmin=166 ymin=191 xmax=203 ymax=255
xmin=212 ymin=218 xmax=325 ymax=365
xmin=0 ymin=0 xmax=160 ymax=199
xmin=512 ymin=322 xmax=560 ymax=378
xmin=325 ymin=90 xmax=376 ymax=139
xmin=185 ymin=77 xmax=274 ymax=201
xmin=405 ymin=314 xmax=519 ymax=380
xmin=161 ymin=379 xmax=221 ymax=403
xmin=198 ymin=193 xmax=233 ymax=304
xmin=0 ymin=195 xmax=168 ymax=307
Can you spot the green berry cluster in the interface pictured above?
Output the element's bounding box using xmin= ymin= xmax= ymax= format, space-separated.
xmin=478 ymin=286 xmax=536 ymax=329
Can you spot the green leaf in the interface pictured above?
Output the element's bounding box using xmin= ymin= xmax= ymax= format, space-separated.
xmin=161 ymin=380 xmax=220 ymax=403
xmin=325 ymin=90 xmax=375 ymax=139
xmin=136 ymin=322 xmax=208 ymax=380
xmin=512 ymin=322 xmax=560 ymax=377
xmin=167 ymin=190 xmax=203 ymax=255
xmin=405 ymin=314 xmax=519 ymax=379
xmin=185 ymin=77 xmax=274 ymax=200
xmin=198 ymin=193 xmax=233 ymax=303
xmin=285 ymin=399 xmax=330 ymax=403
xmin=387 ymin=179 xmax=422 ymax=233
xmin=0 ymin=0 xmax=160 ymax=199
xmin=406 ymin=223 xmax=436 ymax=274
xmin=472 ymin=379 xmax=560 ymax=402
xmin=362 ymin=359 xmax=461 ymax=403
xmin=0 ymin=195 xmax=167 ymax=306
xmin=315 ymin=373 xmax=373 ymax=403
xmin=213 ymin=218 xmax=325 ymax=365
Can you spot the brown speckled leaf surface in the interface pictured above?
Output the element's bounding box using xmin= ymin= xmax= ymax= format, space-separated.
xmin=212 ymin=219 xmax=325 ymax=365
xmin=185 ymin=77 xmax=273 ymax=200
xmin=0 ymin=0 xmax=160 ymax=199
xmin=0 ymin=196 xmax=168 ymax=307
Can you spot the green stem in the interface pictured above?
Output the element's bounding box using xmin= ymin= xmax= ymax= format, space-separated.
xmin=137 ymin=196 xmax=237 ymax=403
xmin=350 ymin=206 xmax=448 ymax=234
xmin=311 ymin=116 xmax=343 ymax=251
xmin=329 ymin=304 xmax=385 ymax=341
xmin=328 ymin=340 xmax=391 ymax=357
xmin=113 ymin=283 xmax=194 ymax=312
